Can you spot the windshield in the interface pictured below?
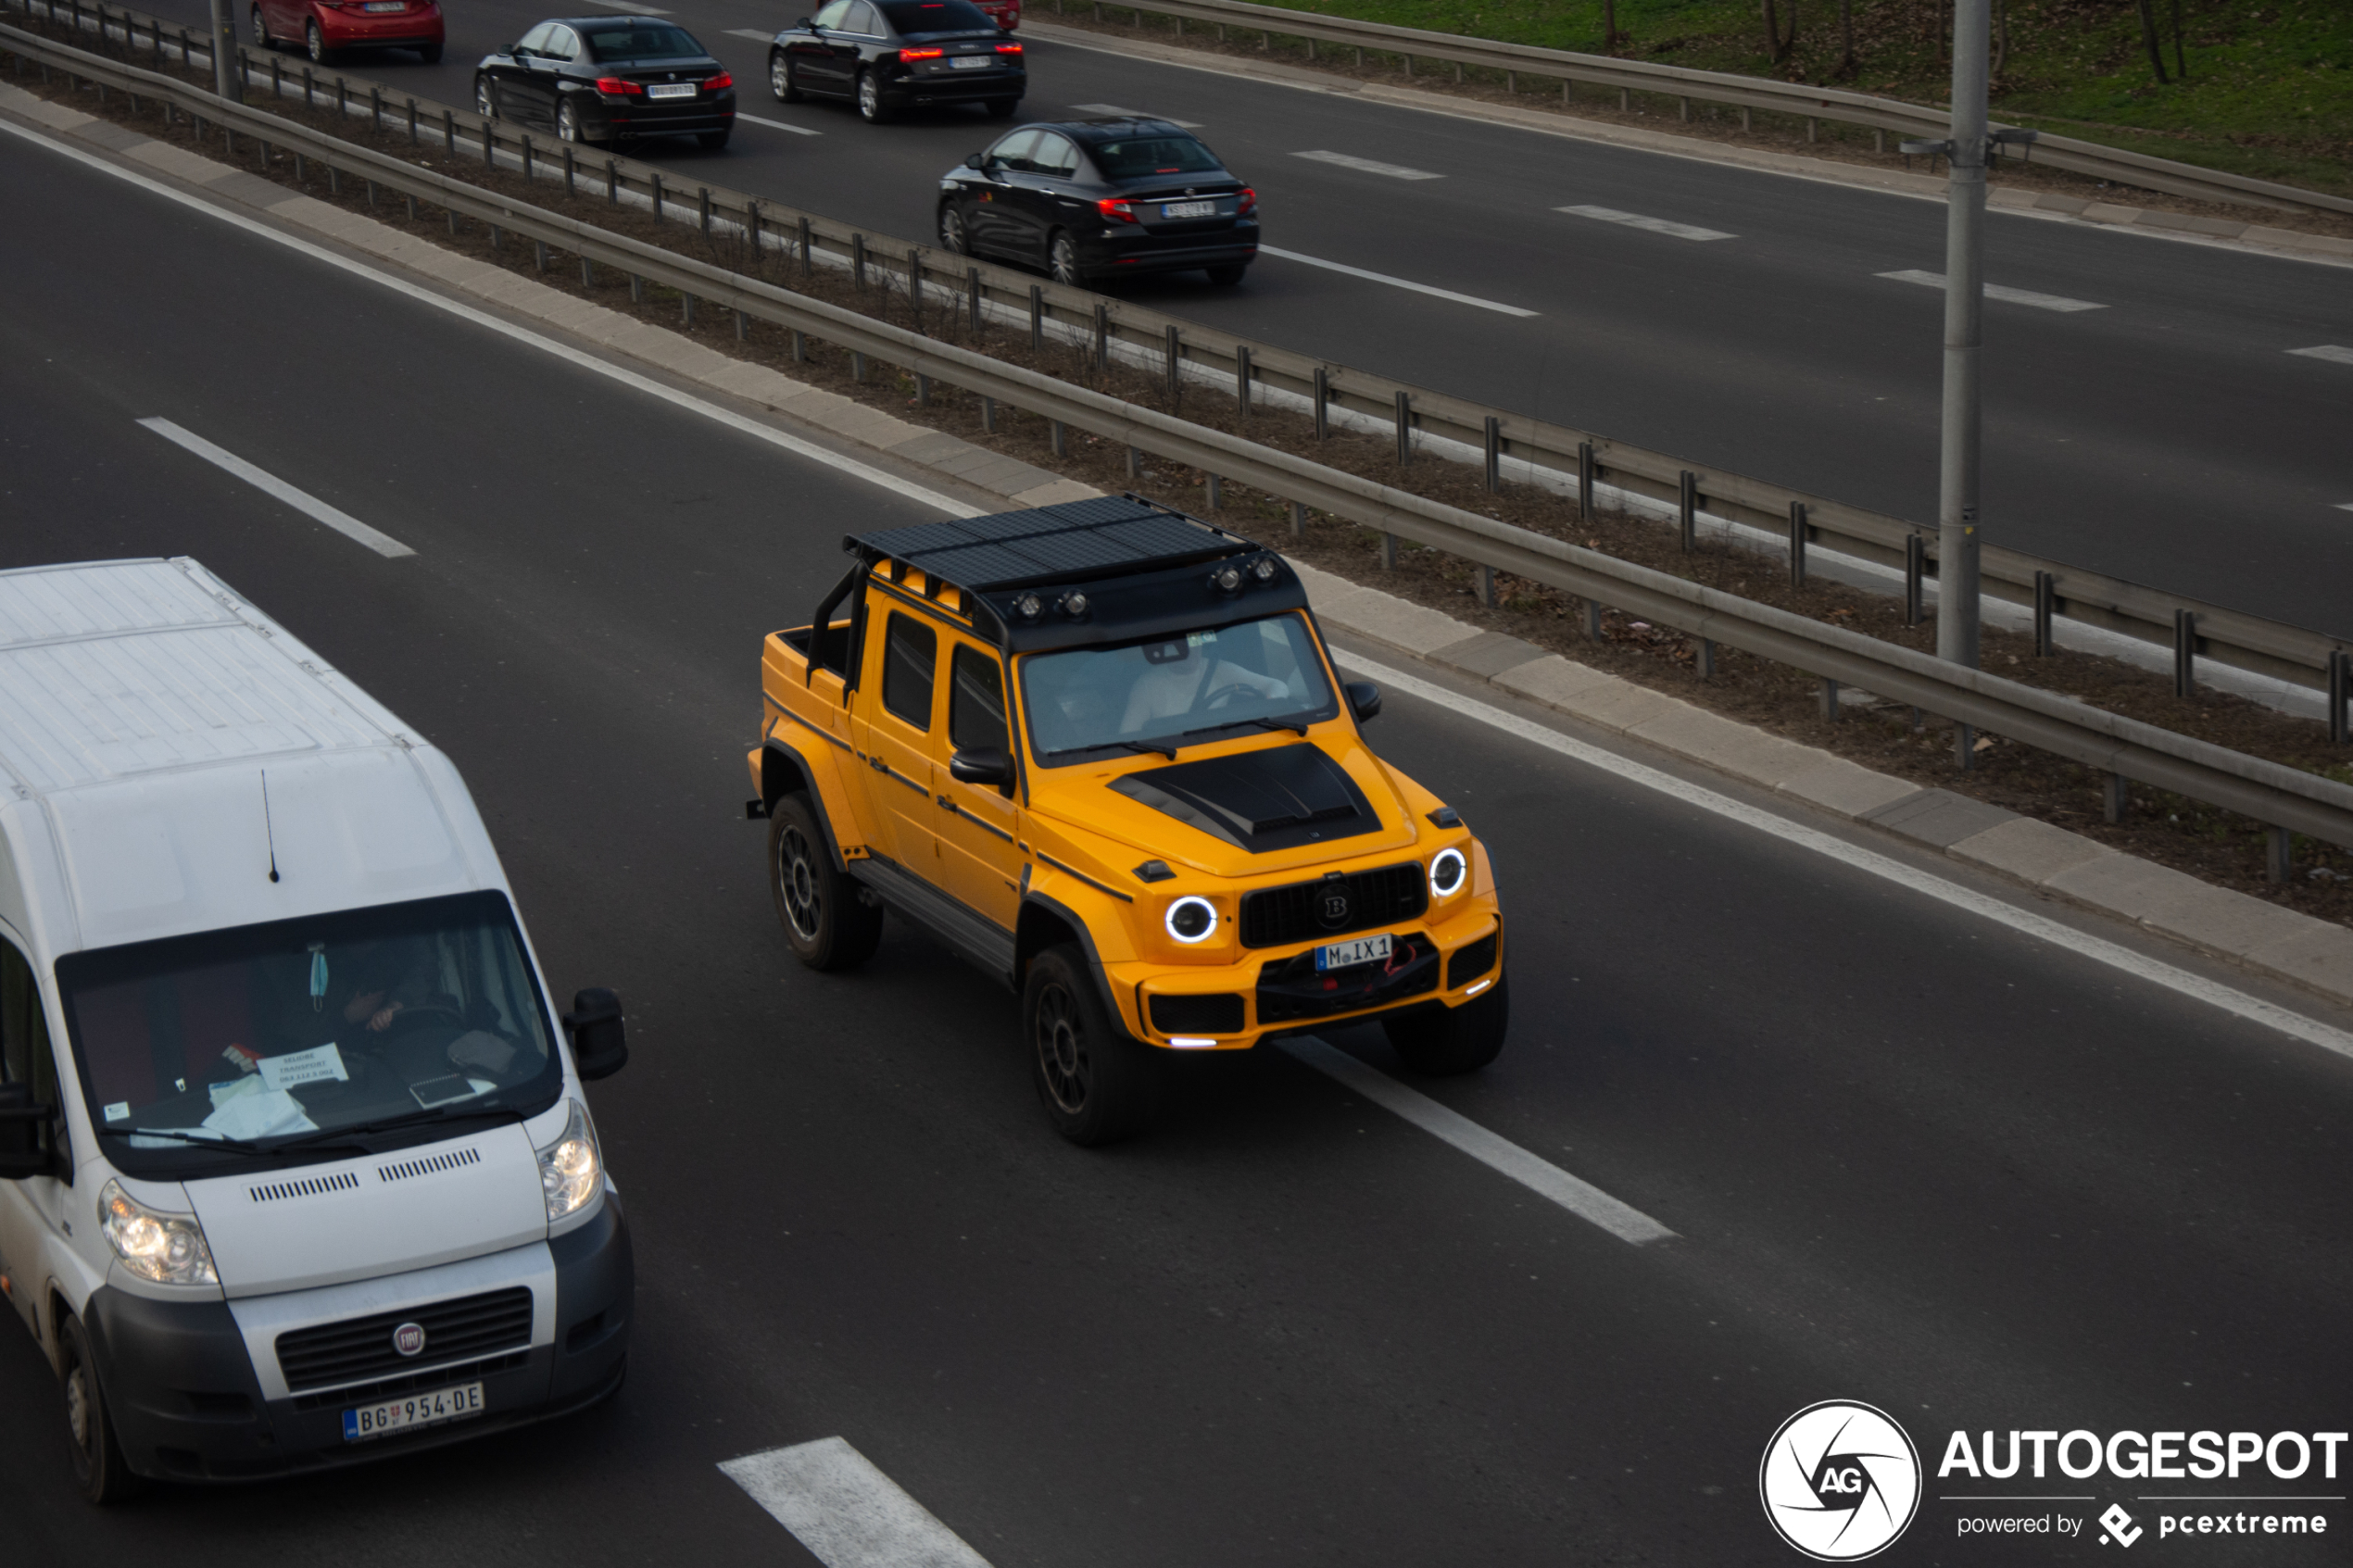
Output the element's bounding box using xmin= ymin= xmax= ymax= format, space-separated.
xmin=57 ymin=891 xmax=561 ymax=1178
xmin=1089 ymin=133 xmax=1225 ymax=180
xmin=877 ymin=0 xmax=995 ymax=34
xmin=583 ymin=22 xmax=705 ymax=59
xmin=1019 ymin=612 xmax=1338 ymax=765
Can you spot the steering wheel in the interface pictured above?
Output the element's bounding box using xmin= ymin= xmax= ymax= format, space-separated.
xmin=1202 ymin=682 xmax=1261 ymax=710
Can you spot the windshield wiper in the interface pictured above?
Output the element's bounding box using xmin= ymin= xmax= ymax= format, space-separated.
xmin=1181 ymin=712 xmax=1311 ymax=740
xmin=101 ymin=1125 xmax=276 ymax=1155
xmin=267 ymin=1102 xmax=514 ymax=1152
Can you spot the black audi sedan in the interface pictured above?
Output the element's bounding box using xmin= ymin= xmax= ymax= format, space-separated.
xmin=474 ymin=18 xmax=736 ymax=149
xmin=937 ymin=118 xmax=1257 ymax=287
xmin=767 ymin=0 xmax=1024 ymax=123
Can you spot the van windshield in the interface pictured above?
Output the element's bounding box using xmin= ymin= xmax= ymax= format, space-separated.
xmin=57 ymin=891 xmax=562 ymax=1178
xmin=1019 ymin=612 xmax=1338 ymax=765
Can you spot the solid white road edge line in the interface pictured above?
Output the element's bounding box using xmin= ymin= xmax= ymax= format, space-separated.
xmin=735 ymin=110 xmax=824 ymax=135
xmin=1293 ymin=148 xmax=1442 ymax=180
xmin=1556 ymin=204 xmax=1735 ymax=242
xmin=2288 ymin=345 xmax=2353 ymax=366
xmin=1280 ymin=1036 xmax=1676 ymax=1245
xmin=137 ymin=418 xmax=417 ymax=558
xmin=1255 ymin=245 xmax=1537 ymax=317
xmin=1070 ymin=102 xmax=1202 ymax=127
xmin=1877 ymin=268 xmax=2107 ymax=312
xmin=0 ymin=118 xmax=973 ymax=518
xmin=721 ymin=1437 xmax=994 ymax=1568
xmin=1337 ymin=650 xmax=2353 ymax=1062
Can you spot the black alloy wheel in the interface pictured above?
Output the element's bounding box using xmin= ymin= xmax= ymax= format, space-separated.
xmin=59 ymin=1315 xmax=142 ymax=1504
xmin=1380 ymin=970 xmax=1509 ymax=1075
xmin=556 ymin=98 xmax=587 ymax=144
xmin=770 ymin=50 xmax=801 ymax=103
xmin=767 ymin=793 xmax=883 ymax=970
xmin=249 ymin=5 xmax=271 ymax=49
xmin=305 ymin=18 xmax=329 ymax=62
xmin=1025 ymin=945 xmax=1161 ymax=1145
xmin=1048 ymin=230 xmax=1083 ymax=287
xmin=938 ymin=203 xmax=970 ymax=255
xmin=474 ymin=74 xmax=497 ymax=119
xmin=856 ymin=68 xmax=890 ymax=122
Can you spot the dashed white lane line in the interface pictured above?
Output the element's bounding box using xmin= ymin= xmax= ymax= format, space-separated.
xmin=1294 ymin=148 xmax=1442 ymax=181
xmin=137 ymin=419 xmax=415 ymax=558
xmin=1339 ymin=650 xmax=2353 ymax=1062
xmin=1877 ymin=269 xmax=2107 ymax=312
xmin=1280 ymin=1036 xmax=1675 ymax=1245
xmin=1256 ymin=245 xmax=1536 ymax=317
xmin=724 ymin=27 xmax=774 ymax=40
xmin=736 ymin=110 xmax=823 ymax=135
xmin=2289 ymin=345 xmax=2353 ymax=365
xmin=577 ymin=0 xmax=671 ymax=10
xmin=723 ymin=1437 xmax=993 ymax=1568
xmin=1070 ymin=102 xmax=1202 ymax=127
xmin=1556 ymin=204 xmax=1734 ymax=242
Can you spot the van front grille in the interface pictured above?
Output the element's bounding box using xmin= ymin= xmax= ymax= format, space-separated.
xmin=274 ymin=1287 xmax=534 ymax=1393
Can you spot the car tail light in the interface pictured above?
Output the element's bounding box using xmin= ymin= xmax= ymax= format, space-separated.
xmin=1098 ymin=197 xmax=1139 ymax=223
xmin=994 ymin=41 xmax=1021 ymax=51
xmin=594 ymin=76 xmax=644 ymax=96
xmin=900 ymin=46 xmax=943 ymax=59
xmin=1237 ymin=187 xmax=1257 ymax=216
xmin=702 ymin=71 xmax=732 ymax=91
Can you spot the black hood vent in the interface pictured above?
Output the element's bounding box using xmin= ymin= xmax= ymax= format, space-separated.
xmin=1109 ymin=744 xmax=1378 ymax=853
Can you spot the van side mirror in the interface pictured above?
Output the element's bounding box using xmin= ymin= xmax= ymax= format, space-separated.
xmin=963 ymin=152 xmax=987 ymax=169
xmin=0 ymin=1084 xmax=57 ymax=1181
xmin=562 ymin=988 xmax=629 ymax=1081
xmin=1345 ymin=681 xmax=1381 ymax=722
xmin=950 ymin=747 xmax=1014 ymax=793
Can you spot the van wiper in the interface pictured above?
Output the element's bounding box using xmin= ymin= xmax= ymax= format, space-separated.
xmin=268 ymin=1102 xmax=512 ymax=1152
xmin=102 ymin=1125 xmax=276 ymax=1155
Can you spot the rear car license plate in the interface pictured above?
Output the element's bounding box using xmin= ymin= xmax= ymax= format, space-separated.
xmin=1159 ymin=199 xmax=1216 ymax=219
xmin=343 ymin=1381 xmax=484 ymax=1443
xmin=1315 ymin=933 xmax=1391 ymax=972
xmin=647 ymin=82 xmax=696 ymax=98
xmin=950 ymin=54 xmax=991 ymax=68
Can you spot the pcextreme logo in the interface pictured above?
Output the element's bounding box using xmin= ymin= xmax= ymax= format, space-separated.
xmin=1760 ymin=1400 xmax=1924 ymax=1561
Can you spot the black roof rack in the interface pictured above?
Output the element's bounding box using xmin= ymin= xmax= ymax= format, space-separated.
xmin=846 ymin=495 xmax=1255 ymax=596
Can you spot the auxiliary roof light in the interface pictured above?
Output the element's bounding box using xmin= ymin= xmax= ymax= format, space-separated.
xmin=1014 ymin=592 xmax=1045 ymax=621
xmin=1210 ymin=564 xmax=1243 ymax=594
xmin=1251 ymin=555 xmax=1279 ymax=583
xmin=1060 ymin=591 xmax=1090 ymax=618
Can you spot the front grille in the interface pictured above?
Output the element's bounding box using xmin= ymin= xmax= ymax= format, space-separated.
xmin=1239 ymin=863 xmax=1427 ymax=949
xmin=289 ymin=1350 xmax=532 ymax=1411
xmin=1148 ymin=993 xmax=1246 ymax=1035
xmin=1448 ymin=928 xmax=1500 ymax=990
xmin=274 ymin=1287 xmax=533 ymax=1394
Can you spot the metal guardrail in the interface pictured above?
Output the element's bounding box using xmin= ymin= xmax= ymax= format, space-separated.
xmin=1043 ymin=0 xmax=2353 ymax=220
xmin=6 ymin=16 xmax=2352 ymax=857
xmin=9 ymin=0 xmax=2349 ymax=714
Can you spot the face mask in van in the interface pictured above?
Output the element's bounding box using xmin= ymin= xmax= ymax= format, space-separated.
xmin=308 ymin=941 xmax=329 ymax=1012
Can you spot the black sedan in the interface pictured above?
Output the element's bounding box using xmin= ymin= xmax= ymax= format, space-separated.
xmin=937 ymin=119 xmax=1258 ymax=287
xmin=767 ymin=0 xmax=1024 ymax=123
xmin=474 ymin=18 xmax=735 ymax=150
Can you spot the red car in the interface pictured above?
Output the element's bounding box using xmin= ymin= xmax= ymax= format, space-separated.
xmin=251 ymin=0 xmax=446 ymax=63
xmin=973 ymin=0 xmax=1018 ymax=28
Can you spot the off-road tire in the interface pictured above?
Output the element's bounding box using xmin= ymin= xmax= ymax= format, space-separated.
xmin=59 ymin=1315 xmax=142 ymax=1504
xmin=1381 ymin=971 xmax=1508 ymax=1075
xmin=1026 ymin=944 xmax=1161 ymax=1145
xmin=768 ymin=793 xmax=882 ymax=971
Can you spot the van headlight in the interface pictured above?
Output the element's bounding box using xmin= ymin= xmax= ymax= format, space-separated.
xmin=1428 ymin=847 xmax=1467 ymax=899
xmin=1164 ymin=895 xmax=1218 ymax=944
xmin=99 ymin=1179 xmax=218 ymax=1286
xmin=537 ymin=1100 xmax=602 ymax=1221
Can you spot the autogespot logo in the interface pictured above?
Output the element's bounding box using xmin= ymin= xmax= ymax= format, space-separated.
xmin=1760 ymin=1400 xmax=1924 ymax=1561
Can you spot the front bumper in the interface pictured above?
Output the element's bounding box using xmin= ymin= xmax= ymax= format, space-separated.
xmin=84 ymin=1198 xmax=632 ymax=1482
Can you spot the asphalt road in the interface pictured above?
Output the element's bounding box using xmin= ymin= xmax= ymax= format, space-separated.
xmin=97 ymin=0 xmax=2353 ymax=636
xmin=3 ymin=120 xmax=2352 ymax=1565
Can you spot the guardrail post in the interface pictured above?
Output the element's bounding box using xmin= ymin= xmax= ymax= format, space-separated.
xmin=909 ymin=247 xmax=924 ymax=332
xmin=629 ymin=272 xmax=643 ymax=303
xmin=1618 ymin=86 xmax=1629 ymax=111
xmin=746 ymin=200 xmax=761 ymax=257
xmin=446 ymin=197 xmax=457 ymax=234
xmin=2173 ymin=608 xmax=2196 ymax=697
xmin=1677 ymin=470 xmax=1696 ymax=550
xmin=1236 ymin=345 xmax=1252 ymax=414
xmin=2103 ymin=772 xmax=2128 ymax=823
xmin=522 ymin=134 xmax=534 ymax=181
xmin=1956 ymin=723 xmax=1976 ymax=771
xmin=486 ymin=220 xmax=498 ymax=249
xmin=914 ymin=371 xmax=929 ymax=404
xmin=1482 ymin=416 xmax=1500 ymax=491
xmin=441 ymin=107 xmax=452 ymax=154
xmin=1164 ymin=325 xmax=1179 ymax=401
xmin=792 ymin=329 xmax=807 ymax=363
xmin=2032 ymin=571 xmax=2055 ymax=655
xmin=1290 ymin=500 xmax=1306 ymax=538
xmin=799 ymin=215 xmax=812 ymax=272
xmin=1583 ymin=599 xmax=1603 ymax=641
xmin=335 ymin=75 xmax=346 ymax=114
xmin=1819 ymin=679 xmax=1840 ymax=721
xmin=407 ymin=96 xmax=417 ymax=143
xmin=736 ymin=308 xmax=749 ymax=343
xmin=580 ymin=256 xmax=593 ymax=286
xmin=1904 ymin=533 xmax=1926 ymax=624
xmin=1030 ymin=285 xmax=1044 ymax=349
xmin=1477 ymin=565 xmax=1495 ymax=609
xmin=966 ymin=267 xmax=981 ymax=336
xmin=562 ymin=144 xmax=574 ymax=196
xmin=1050 ymin=420 xmax=1065 ymax=458
xmin=698 ymin=185 xmax=711 ymax=234
xmin=1126 ymin=445 xmax=1140 ymax=477
xmin=980 ymin=394 xmax=994 ymax=431
xmin=1094 ymin=301 xmax=1108 ymax=368
xmin=300 ymin=63 xmax=310 ymax=105
xmin=1380 ymin=533 xmax=1397 ymax=570
xmin=851 ymin=350 xmax=866 ymax=382
xmin=1578 ymin=441 xmax=1594 ymax=520
xmin=2332 ymin=650 xmax=2350 ymax=746
xmin=268 ymin=56 xmax=278 ymax=96
xmin=1678 ymin=95 xmax=1689 ymax=121
xmin=532 ymin=238 xmax=546 ymax=271
xmin=2265 ymin=826 xmax=2292 ymax=884
xmin=403 ymin=191 xmax=415 ymax=220
xmin=1695 ymin=638 xmax=1715 ymax=678
xmin=851 ymin=232 xmax=865 ymax=286
xmin=481 ymin=119 xmax=491 ymax=168
xmin=1312 ymin=366 xmax=1329 ymax=439
xmin=651 ymin=173 xmax=664 ymax=219
xmin=1394 ymin=390 xmax=1411 ymax=466
xmin=1206 ymin=472 xmax=1222 ymax=508
xmin=1787 ymin=501 xmax=1807 ymax=585
xmin=370 ymin=83 xmax=380 ymax=131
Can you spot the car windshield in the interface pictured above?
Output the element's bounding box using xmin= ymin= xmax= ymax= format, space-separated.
xmin=582 ymin=22 xmax=704 ymax=59
xmin=1019 ymin=613 xmax=1338 ymax=764
xmin=877 ymin=0 xmax=995 ymax=35
xmin=1089 ymin=133 xmax=1225 ymax=179
xmin=57 ymin=891 xmax=561 ymax=1177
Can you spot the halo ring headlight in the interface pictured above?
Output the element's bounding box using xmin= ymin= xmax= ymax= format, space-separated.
xmin=1428 ymin=847 xmax=1467 ymax=897
xmin=1164 ymin=895 xmax=1218 ymax=943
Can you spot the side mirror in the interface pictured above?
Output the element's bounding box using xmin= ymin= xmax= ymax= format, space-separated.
xmin=1345 ymin=681 xmax=1381 ymax=723
xmin=0 ymin=1084 xmax=57 ymax=1181
xmin=963 ymin=152 xmax=987 ymax=170
xmin=562 ymin=988 xmax=629 ymax=1081
xmin=950 ymin=747 xmax=1014 ymax=793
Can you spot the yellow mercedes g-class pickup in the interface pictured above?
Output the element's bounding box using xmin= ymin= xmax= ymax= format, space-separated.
xmin=747 ymin=495 xmax=1505 ymax=1144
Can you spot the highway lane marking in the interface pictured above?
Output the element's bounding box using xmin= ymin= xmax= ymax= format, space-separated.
xmin=2288 ymin=345 xmax=2353 ymax=365
xmin=1876 ymin=269 xmax=2107 ymax=312
xmin=1070 ymin=102 xmax=1202 ymax=127
xmin=737 ymin=111 xmax=824 ymax=135
xmin=722 ymin=1437 xmax=994 ymax=1568
xmin=1280 ymin=1036 xmax=1675 ymax=1245
xmin=136 ymin=419 xmax=416 ymax=558
xmin=1255 ymin=246 xmax=1536 ymax=317
xmin=2336 ymin=503 xmax=2353 ymax=512
xmin=2 ymin=119 xmax=973 ymax=519
xmin=1293 ymin=149 xmax=1442 ymax=181
xmin=1336 ymin=650 xmax=2353 ymax=1063
xmin=725 ymin=28 xmax=776 ymax=41
xmin=576 ymin=0 xmax=672 ymax=10
xmin=1555 ymin=204 xmax=1735 ymax=242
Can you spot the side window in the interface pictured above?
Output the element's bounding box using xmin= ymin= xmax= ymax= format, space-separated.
xmin=989 ymin=128 xmax=1040 ymax=172
xmin=1031 ymin=133 xmax=1080 ymax=179
xmin=545 ymin=25 xmax=579 ymax=58
xmin=950 ymin=644 xmax=1008 ymax=755
xmin=844 ymin=1 xmax=881 ymax=33
xmin=812 ymin=0 xmax=853 ymax=28
xmin=516 ymin=21 xmax=556 ymax=54
xmin=1 ymin=937 xmax=60 ymax=1162
xmin=882 ymin=613 xmax=938 ymax=731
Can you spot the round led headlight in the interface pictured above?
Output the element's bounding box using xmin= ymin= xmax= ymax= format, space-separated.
xmin=1164 ymin=895 xmax=1217 ymax=943
xmin=1252 ymin=556 xmax=1279 ymax=583
xmin=1428 ymin=847 xmax=1467 ymax=898
xmin=1211 ymin=565 xmax=1242 ymax=594
xmin=1015 ymin=592 xmax=1044 ymax=621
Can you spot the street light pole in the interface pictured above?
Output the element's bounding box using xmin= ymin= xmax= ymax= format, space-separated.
xmin=208 ymin=0 xmax=240 ymax=102
xmin=1935 ymin=0 xmax=1989 ymax=671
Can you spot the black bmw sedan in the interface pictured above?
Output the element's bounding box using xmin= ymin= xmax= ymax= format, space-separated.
xmin=474 ymin=18 xmax=736 ymax=149
xmin=937 ymin=119 xmax=1257 ymax=287
xmin=767 ymin=0 xmax=1024 ymax=123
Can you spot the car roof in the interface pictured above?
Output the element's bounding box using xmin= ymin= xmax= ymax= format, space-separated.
xmin=1066 ymin=118 xmax=1198 ymax=141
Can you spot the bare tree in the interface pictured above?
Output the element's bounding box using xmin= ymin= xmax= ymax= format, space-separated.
xmin=2134 ymin=0 xmax=2171 ymax=82
xmin=1991 ymin=0 xmax=2009 ymax=78
xmin=1838 ymin=0 xmax=1855 ymax=76
xmin=1602 ymin=0 xmax=1618 ymax=53
xmin=1761 ymin=0 xmax=1797 ymax=62
xmin=2171 ymin=0 xmax=2188 ymax=79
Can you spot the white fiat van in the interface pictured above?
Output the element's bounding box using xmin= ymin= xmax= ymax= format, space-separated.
xmin=0 ymin=558 xmax=632 ymax=1500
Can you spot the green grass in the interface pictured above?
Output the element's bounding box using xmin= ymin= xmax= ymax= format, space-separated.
xmin=1254 ymin=0 xmax=2353 ymax=200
